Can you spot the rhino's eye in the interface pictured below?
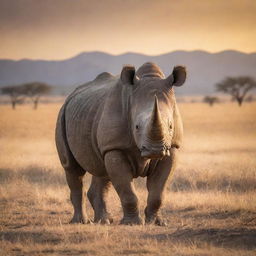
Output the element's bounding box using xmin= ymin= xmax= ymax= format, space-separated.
xmin=135 ymin=125 xmax=139 ymax=130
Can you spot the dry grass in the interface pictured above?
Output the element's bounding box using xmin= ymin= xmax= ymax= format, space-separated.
xmin=0 ymin=102 xmax=256 ymax=255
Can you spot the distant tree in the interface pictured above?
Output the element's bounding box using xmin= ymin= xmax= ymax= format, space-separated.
xmin=0 ymin=85 xmax=25 ymax=109
xmin=216 ymin=76 xmax=256 ymax=106
xmin=203 ymin=96 xmax=219 ymax=106
xmin=22 ymin=82 xmax=52 ymax=109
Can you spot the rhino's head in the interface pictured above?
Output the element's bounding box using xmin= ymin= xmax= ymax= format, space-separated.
xmin=120 ymin=62 xmax=186 ymax=159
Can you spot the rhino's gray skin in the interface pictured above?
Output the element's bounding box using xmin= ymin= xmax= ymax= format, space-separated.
xmin=55 ymin=62 xmax=186 ymax=225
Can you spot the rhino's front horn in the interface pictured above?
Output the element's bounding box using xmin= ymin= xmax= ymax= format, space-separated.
xmin=146 ymin=95 xmax=165 ymax=142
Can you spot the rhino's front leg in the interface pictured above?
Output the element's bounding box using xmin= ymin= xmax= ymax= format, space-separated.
xmin=145 ymin=149 xmax=177 ymax=226
xmin=104 ymin=150 xmax=143 ymax=225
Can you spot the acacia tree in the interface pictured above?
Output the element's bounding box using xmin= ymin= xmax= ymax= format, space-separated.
xmin=216 ymin=76 xmax=256 ymax=106
xmin=1 ymin=85 xmax=25 ymax=109
xmin=203 ymin=96 xmax=219 ymax=106
xmin=22 ymin=82 xmax=51 ymax=109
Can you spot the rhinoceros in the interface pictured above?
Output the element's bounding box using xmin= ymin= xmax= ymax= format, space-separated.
xmin=55 ymin=62 xmax=186 ymax=225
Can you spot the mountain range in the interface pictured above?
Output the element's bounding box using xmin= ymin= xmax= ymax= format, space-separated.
xmin=0 ymin=50 xmax=255 ymax=95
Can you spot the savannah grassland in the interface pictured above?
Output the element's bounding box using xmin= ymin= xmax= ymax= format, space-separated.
xmin=0 ymin=101 xmax=256 ymax=256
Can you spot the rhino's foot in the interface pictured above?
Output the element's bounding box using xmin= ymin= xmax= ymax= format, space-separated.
xmin=120 ymin=216 xmax=144 ymax=225
xmin=145 ymin=216 xmax=167 ymax=226
xmin=94 ymin=214 xmax=113 ymax=225
xmin=70 ymin=214 xmax=92 ymax=224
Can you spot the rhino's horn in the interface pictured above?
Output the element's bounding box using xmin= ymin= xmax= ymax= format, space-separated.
xmin=147 ymin=95 xmax=165 ymax=142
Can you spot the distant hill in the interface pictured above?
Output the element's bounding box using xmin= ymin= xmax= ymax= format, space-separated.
xmin=0 ymin=50 xmax=255 ymax=95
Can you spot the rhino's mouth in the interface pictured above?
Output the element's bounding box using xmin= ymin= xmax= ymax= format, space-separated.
xmin=140 ymin=145 xmax=171 ymax=159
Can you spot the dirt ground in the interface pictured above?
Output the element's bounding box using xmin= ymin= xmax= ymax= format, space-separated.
xmin=1 ymin=191 xmax=256 ymax=255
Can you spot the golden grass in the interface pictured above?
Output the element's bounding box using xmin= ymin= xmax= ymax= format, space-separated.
xmin=0 ymin=102 xmax=256 ymax=255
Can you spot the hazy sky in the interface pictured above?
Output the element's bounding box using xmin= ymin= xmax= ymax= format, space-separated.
xmin=1 ymin=0 xmax=256 ymax=60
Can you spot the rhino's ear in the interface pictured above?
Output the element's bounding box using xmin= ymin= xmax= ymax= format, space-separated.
xmin=166 ymin=66 xmax=186 ymax=87
xmin=172 ymin=66 xmax=186 ymax=87
xmin=120 ymin=65 xmax=136 ymax=85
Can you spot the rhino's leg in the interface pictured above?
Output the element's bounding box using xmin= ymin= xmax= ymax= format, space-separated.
xmin=145 ymin=149 xmax=177 ymax=226
xmin=56 ymin=106 xmax=89 ymax=224
xmin=104 ymin=150 xmax=143 ymax=225
xmin=87 ymin=176 xmax=113 ymax=224
xmin=65 ymin=168 xmax=89 ymax=224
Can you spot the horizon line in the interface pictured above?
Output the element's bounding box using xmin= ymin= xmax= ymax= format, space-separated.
xmin=1 ymin=49 xmax=256 ymax=62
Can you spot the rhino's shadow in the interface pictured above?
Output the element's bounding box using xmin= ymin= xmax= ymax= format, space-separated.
xmin=143 ymin=227 xmax=256 ymax=250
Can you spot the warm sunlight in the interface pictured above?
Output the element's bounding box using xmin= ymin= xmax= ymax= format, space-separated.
xmin=0 ymin=0 xmax=255 ymax=60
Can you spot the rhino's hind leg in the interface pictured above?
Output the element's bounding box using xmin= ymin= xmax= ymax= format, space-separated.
xmin=56 ymin=106 xmax=89 ymax=224
xmin=87 ymin=176 xmax=113 ymax=224
xmin=65 ymin=168 xmax=89 ymax=224
xmin=104 ymin=150 xmax=143 ymax=225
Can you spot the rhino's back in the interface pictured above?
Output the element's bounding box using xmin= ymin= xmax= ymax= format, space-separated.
xmin=63 ymin=73 xmax=117 ymax=176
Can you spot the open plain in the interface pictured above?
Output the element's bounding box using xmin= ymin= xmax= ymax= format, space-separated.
xmin=0 ymin=101 xmax=256 ymax=256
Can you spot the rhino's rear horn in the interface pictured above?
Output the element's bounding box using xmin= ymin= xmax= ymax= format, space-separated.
xmin=147 ymin=95 xmax=165 ymax=142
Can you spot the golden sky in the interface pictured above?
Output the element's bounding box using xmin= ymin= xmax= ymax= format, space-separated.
xmin=0 ymin=0 xmax=256 ymax=60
